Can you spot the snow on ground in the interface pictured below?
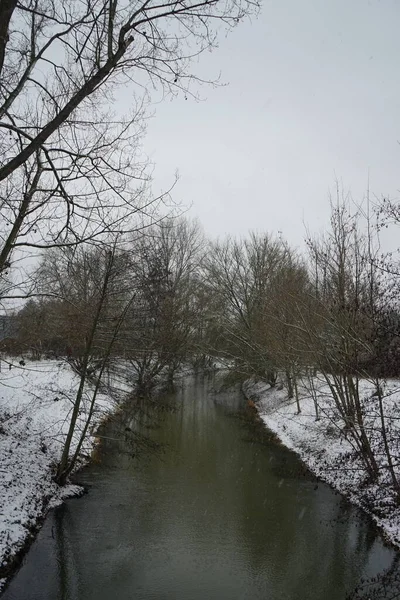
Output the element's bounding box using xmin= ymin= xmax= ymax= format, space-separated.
xmin=0 ymin=359 xmax=120 ymax=590
xmin=243 ymin=374 xmax=400 ymax=549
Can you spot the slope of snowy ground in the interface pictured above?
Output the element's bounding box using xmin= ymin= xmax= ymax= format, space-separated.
xmin=0 ymin=359 xmax=122 ymax=590
xmin=243 ymin=375 xmax=400 ymax=548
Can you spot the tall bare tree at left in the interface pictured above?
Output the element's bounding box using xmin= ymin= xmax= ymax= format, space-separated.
xmin=0 ymin=0 xmax=260 ymax=287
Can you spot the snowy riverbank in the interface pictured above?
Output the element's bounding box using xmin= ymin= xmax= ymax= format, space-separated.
xmin=243 ymin=376 xmax=400 ymax=549
xmin=0 ymin=360 xmax=120 ymax=590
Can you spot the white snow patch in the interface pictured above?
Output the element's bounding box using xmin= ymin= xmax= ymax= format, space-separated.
xmin=0 ymin=359 xmax=120 ymax=589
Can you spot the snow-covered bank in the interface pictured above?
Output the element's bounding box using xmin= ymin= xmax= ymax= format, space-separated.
xmin=0 ymin=360 xmax=119 ymax=591
xmin=243 ymin=376 xmax=400 ymax=549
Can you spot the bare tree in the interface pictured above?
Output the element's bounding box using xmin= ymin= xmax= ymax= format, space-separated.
xmin=302 ymin=199 xmax=382 ymax=480
xmin=0 ymin=0 xmax=260 ymax=281
xmin=204 ymin=233 xmax=295 ymax=384
xmin=123 ymin=217 xmax=204 ymax=393
xmin=36 ymin=240 xmax=134 ymax=484
xmin=261 ymin=248 xmax=311 ymax=410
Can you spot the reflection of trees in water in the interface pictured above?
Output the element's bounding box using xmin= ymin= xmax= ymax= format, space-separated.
xmin=235 ymin=407 xmax=391 ymax=599
xmin=94 ymin=390 xmax=178 ymax=467
xmin=89 ymin=378 xmax=399 ymax=600
xmin=5 ymin=376 xmax=398 ymax=600
xmin=347 ymin=553 xmax=400 ymax=599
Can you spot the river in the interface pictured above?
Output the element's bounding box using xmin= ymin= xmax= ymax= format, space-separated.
xmin=2 ymin=374 xmax=398 ymax=599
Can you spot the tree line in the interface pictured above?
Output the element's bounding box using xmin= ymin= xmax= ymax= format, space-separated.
xmin=1 ymin=0 xmax=400 ymax=499
xmin=0 ymin=195 xmax=399 ymax=487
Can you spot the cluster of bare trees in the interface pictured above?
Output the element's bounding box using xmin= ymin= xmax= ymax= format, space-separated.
xmin=0 ymin=0 xmax=261 ymax=483
xmin=0 ymin=0 xmax=260 ymax=295
xmin=6 ymin=217 xmax=204 ymax=482
xmin=200 ymin=198 xmax=400 ymax=501
xmin=203 ymin=233 xmax=310 ymax=391
xmin=5 ymin=195 xmax=400 ymax=491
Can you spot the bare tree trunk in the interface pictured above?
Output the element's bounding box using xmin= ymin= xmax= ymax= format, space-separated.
xmin=294 ymin=376 xmax=301 ymax=414
xmin=0 ymin=158 xmax=42 ymax=274
xmin=286 ymin=370 xmax=294 ymax=399
xmin=266 ymin=369 xmax=277 ymax=387
xmin=376 ymin=382 xmax=400 ymax=502
xmin=55 ymin=250 xmax=115 ymax=485
xmin=308 ymin=373 xmax=320 ymax=421
xmin=62 ymin=295 xmax=134 ymax=480
xmin=0 ymin=0 xmax=17 ymax=78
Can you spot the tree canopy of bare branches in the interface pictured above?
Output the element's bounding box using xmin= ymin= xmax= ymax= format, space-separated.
xmin=0 ymin=0 xmax=260 ymax=280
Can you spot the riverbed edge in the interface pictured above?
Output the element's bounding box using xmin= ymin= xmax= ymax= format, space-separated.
xmin=0 ymin=403 xmax=118 ymax=594
xmin=242 ymin=378 xmax=400 ymax=551
xmin=0 ymin=358 xmax=175 ymax=594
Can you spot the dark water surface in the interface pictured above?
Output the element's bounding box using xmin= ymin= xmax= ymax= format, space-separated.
xmin=2 ymin=375 xmax=399 ymax=600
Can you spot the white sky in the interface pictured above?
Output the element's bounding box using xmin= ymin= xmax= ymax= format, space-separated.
xmin=141 ymin=0 xmax=400 ymax=250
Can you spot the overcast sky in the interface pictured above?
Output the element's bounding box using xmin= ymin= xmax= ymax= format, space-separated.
xmin=141 ymin=0 xmax=400 ymax=249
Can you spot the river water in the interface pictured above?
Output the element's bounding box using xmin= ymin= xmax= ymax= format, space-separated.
xmin=2 ymin=374 xmax=399 ymax=600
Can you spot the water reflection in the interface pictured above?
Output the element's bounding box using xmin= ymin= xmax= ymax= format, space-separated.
xmin=2 ymin=374 xmax=399 ymax=600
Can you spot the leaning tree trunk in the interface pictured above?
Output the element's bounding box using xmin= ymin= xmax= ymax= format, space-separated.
xmin=55 ymin=251 xmax=114 ymax=485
